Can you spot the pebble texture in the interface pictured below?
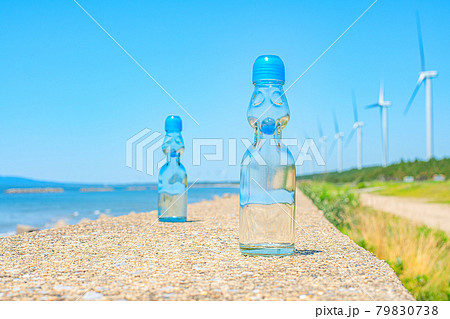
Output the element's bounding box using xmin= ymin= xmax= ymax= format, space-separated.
xmin=0 ymin=192 xmax=414 ymax=301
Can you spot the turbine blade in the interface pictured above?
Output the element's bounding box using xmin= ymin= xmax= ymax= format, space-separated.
xmin=365 ymin=103 xmax=380 ymax=109
xmin=333 ymin=110 xmax=339 ymax=133
xmin=404 ymin=78 xmax=424 ymax=114
xmin=352 ymin=91 xmax=358 ymax=122
xmin=345 ymin=128 xmax=356 ymax=147
xmin=379 ymin=80 xmax=384 ymax=104
xmin=328 ymin=138 xmax=337 ymax=157
xmin=303 ymin=130 xmax=309 ymax=138
xmin=317 ymin=118 xmax=324 ymax=137
xmin=416 ymin=13 xmax=426 ymax=71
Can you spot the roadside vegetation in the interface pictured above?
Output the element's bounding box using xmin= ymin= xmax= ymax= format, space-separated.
xmin=299 ymin=181 xmax=450 ymax=301
xmin=298 ymin=158 xmax=449 ymax=183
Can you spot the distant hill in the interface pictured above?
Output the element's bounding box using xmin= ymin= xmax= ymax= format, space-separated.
xmin=0 ymin=176 xmax=65 ymax=188
xmin=297 ymin=158 xmax=450 ymax=183
xmin=0 ymin=176 xmax=145 ymax=190
xmin=0 ymin=176 xmax=237 ymax=191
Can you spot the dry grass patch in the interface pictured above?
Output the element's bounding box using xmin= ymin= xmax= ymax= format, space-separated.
xmin=346 ymin=207 xmax=449 ymax=300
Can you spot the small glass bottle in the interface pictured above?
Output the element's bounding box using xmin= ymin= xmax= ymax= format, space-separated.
xmin=158 ymin=115 xmax=188 ymax=222
xmin=239 ymin=55 xmax=296 ymax=256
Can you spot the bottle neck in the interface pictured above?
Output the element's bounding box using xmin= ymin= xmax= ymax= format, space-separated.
xmin=251 ymin=79 xmax=288 ymax=137
xmin=162 ymin=131 xmax=184 ymax=163
xmin=167 ymin=153 xmax=181 ymax=164
xmin=253 ymin=79 xmax=285 ymax=87
xmin=254 ymin=126 xmax=281 ymax=146
xmin=248 ymin=79 xmax=287 ymax=148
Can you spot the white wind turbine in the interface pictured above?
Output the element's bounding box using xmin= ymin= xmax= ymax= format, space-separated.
xmin=317 ymin=119 xmax=327 ymax=173
xmin=304 ymin=131 xmax=314 ymax=175
xmin=404 ymin=14 xmax=438 ymax=161
xmin=346 ymin=92 xmax=364 ymax=170
xmin=366 ymin=81 xmax=391 ymax=167
xmin=329 ymin=111 xmax=344 ymax=173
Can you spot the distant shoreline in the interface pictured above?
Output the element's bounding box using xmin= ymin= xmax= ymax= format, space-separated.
xmin=2 ymin=183 xmax=239 ymax=194
xmin=4 ymin=187 xmax=64 ymax=194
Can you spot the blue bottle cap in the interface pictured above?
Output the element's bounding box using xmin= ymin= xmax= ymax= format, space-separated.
xmin=252 ymin=55 xmax=285 ymax=83
xmin=165 ymin=115 xmax=182 ymax=132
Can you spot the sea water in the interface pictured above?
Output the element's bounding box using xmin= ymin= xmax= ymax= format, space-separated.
xmin=0 ymin=186 xmax=238 ymax=235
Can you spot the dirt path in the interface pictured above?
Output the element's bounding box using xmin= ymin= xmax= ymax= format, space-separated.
xmin=0 ymin=192 xmax=413 ymax=301
xmin=360 ymin=193 xmax=450 ymax=233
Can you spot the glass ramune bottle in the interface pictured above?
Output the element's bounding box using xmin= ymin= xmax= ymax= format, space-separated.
xmin=158 ymin=115 xmax=188 ymax=222
xmin=239 ymin=55 xmax=296 ymax=256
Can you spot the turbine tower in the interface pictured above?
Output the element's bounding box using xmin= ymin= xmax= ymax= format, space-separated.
xmin=331 ymin=111 xmax=344 ymax=173
xmin=317 ymin=119 xmax=327 ymax=173
xmin=346 ymin=92 xmax=364 ymax=170
xmin=298 ymin=159 xmax=304 ymax=176
xmin=404 ymin=14 xmax=438 ymax=161
xmin=366 ymin=81 xmax=391 ymax=167
xmin=304 ymin=131 xmax=314 ymax=175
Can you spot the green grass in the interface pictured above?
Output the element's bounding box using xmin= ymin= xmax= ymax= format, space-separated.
xmin=298 ymin=158 xmax=449 ymax=183
xmin=298 ymin=181 xmax=358 ymax=230
xmin=298 ymin=181 xmax=450 ymax=301
xmin=371 ymin=180 xmax=450 ymax=204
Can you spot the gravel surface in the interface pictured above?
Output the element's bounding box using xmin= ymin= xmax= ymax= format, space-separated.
xmin=0 ymin=192 xmax=413 ymax=301
xmin=360 ymin=193 xmax=450 ymax=233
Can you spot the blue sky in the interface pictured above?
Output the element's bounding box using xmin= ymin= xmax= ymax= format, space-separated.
xmin=0 ymin=0 xmax=449 ymax=183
